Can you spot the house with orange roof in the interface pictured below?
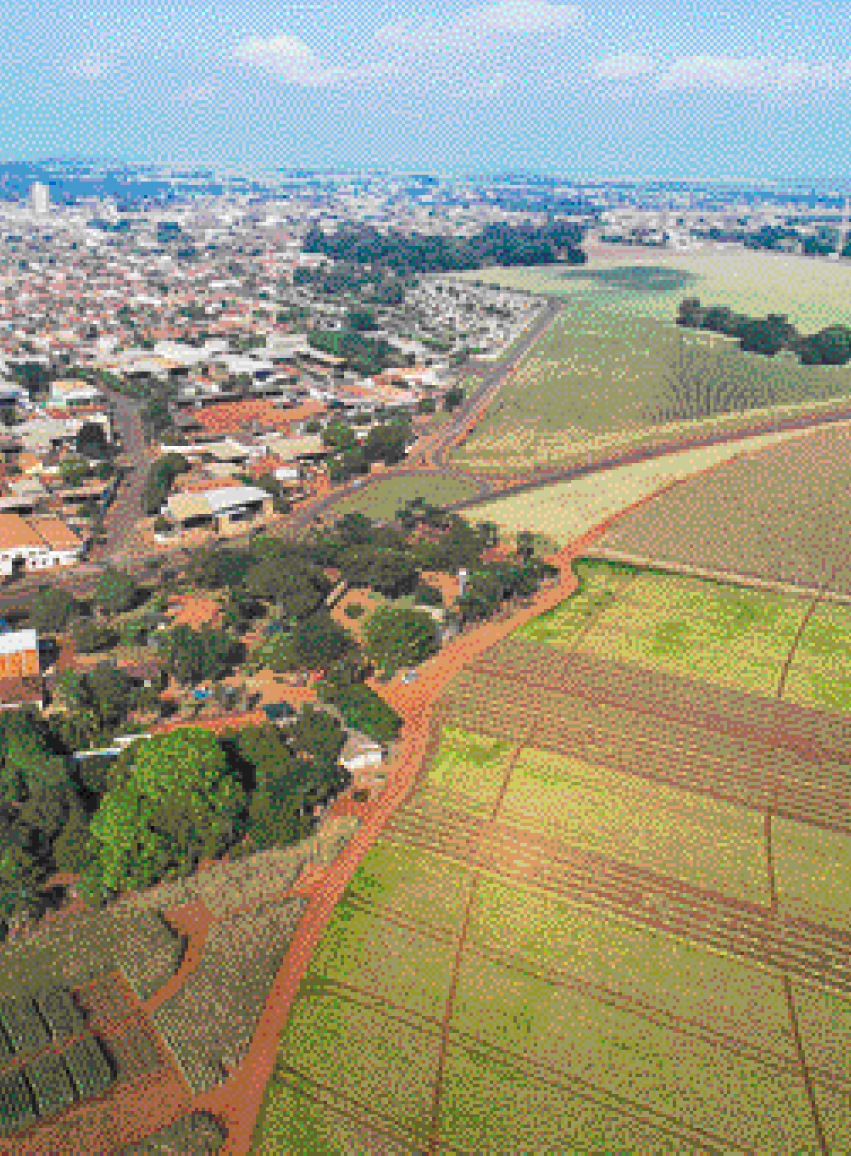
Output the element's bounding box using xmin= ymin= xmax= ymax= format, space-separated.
xmin=0 ymin=513 xmax=82 ymax=576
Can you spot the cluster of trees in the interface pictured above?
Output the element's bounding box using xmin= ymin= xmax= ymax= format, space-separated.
xmin=308 ymin=328 xmax=406 ymax=377
xmin=677 ymin=297 xmax=851 ymax=365
xmin=142 ymin=453 xmax=190 ymax=515
xmin=302 ymin=221 xmax=587 ymax=276
xmin=79 ymin=713 xmax=351 ymax=904
xmin=317 ymin=680 xmax=402 ymax=745
xmin=321 ymin=417 xmax=411 ymax=483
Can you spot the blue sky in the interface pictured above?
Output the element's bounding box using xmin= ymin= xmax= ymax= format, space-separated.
xmin=2 ymin=0 xmax=849 ymax=179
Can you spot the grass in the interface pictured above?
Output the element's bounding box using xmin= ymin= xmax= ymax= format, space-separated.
xmin=326 ymin=473 xmax=484 ymax=523
xmin=467 ymin=878 xmax=795 ymax=1055
xmin=499 ymin=745 xmax=772 ymax=904
xmin=281 ymin=987 xmax=441 ymax=1146
xmin=447 ymin=290 xmax=851 ymax=473
xmin=437 ymin=1041 xmax=696 ymax=1154
xmin=813 ymin=1078 xmax=851 ymax=1153
xmin=304 ymin=901 xmax=457 ymax=1019
xmin=772 ymin=817 xmax=851 ymax=931
xmin=446 ymin=955 xmax=819 ymax=1151
xmin=344 ymin=839 xmax=475 ymax=931
xmin=418 ymin=726 xmax=518 ymax=813
xmin=782 ymin=601 xmax=851 ymax=713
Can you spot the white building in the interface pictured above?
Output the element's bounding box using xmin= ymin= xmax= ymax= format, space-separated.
xmin=0 ymin=514 xmax=82 ymax=576
xmin=29 ymin=182 xmax=50 ymax=216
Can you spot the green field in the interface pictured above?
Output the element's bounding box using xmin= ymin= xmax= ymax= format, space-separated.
xmin=517 ymin=559 xmax=813 ymax=697
xmin=781 ymin=600 xmax=851 ymax=713
xmin=325 ymin=473 xmax=484 ymax=523
xmin=448 ymin=267 xmax=851 ymax=473
xmin=280 ymin=987 xmax=441 ymax=1146
xmin=469 ymin=878 xmax=794 ymax=1054
xmin=498 ymin=745 xmax=772 ymax=903
xmin=772 ymin=817 xmax=851 ymax=931
xmin=304 ymin=901 xmax=457 ymax=1019
xmin=344 ymin=839 xmax=475 ymax=932
xmin=448 ymin=954 xmax=817 ymax=1151
xmin=416 ymin=726 xmax=518 ymax=812
xmin=457 ymin=248 xmax=851 ymax=331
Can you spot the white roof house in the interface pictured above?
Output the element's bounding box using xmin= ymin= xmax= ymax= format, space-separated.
xmin=0 ymin=629 xmax=38 ymax=656
xmin=340 ymin=732 xmax=385 ymax=775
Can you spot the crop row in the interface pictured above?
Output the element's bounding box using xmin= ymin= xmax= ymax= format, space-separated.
xmin=108 ymin=909 xmax=187 ymax=1003
xmin=75 ymin=973 xmax=137 ymax=1031
xmin=151 ymin=896 xmax=308 ymax=1094
xmin=121 ymin=1111 xmax=227 ymax=1155
xmin=194 ymin=845 xmax=306 ymax=919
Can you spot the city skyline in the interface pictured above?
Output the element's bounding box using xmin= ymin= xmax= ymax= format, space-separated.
xmin=2 ymin=0 xmax=848 ymax=180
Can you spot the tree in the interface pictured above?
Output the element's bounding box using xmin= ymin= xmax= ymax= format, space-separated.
xmin=516 ymin=531 xmax=536 ymax=562
xmin=478 ymin=521 xmax=499 ymax=549
xmin=161 ymin=624 xmax=234 ymax=687
xmin=443 ymin=386 xmax=465 ymax=412
xmin=75 ymin=422 xmax=110 ymax=460
xmin=94 ymin=567 xmax=140 ymax=615
xmin=458 ymin=569 xmax=506 ymax=622
xmin=288 ymin=705 xmax=347 ymax=771
xmin=243 ymin=559 xmax=330 ymax=618
xmin=414 ymin=581 xmax=443 ymax=607
xmin=321 ymin=419 xmax=359 ymax=453
xmin=187 ymin=545 xmax=253 ymax=590
xmin=362 ymin=422 xmax=408 ymax=466
xmin=86 ymin=729 xmax=248 ymax=897
xmin=290 ymin=612 xmax=356 ymax=671
xmin=29 ymin=587 xmax=80 ymax=634
xmin=71 ymin=617 xmax=116 ymax=654
xmin=363 ymin=606 xmax=440 ymax=675
xmin=85 ymin=663 xmax=135 ymax=730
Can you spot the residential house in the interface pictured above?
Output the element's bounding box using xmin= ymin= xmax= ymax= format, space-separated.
xmin=163 ymin=484 xmax=273 ymax=538
xmin=0 ymin=513 xmax=82 ymax=576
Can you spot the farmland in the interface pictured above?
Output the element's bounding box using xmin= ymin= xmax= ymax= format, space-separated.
xmin=457 ymin=244 xmax=851 ymax=331
xmin=586 ymin=420 xmax=851 ymax=598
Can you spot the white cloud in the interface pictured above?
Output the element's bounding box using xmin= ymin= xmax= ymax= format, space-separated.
xmin=656 ymin=54 xmax=851 ymax=92
xmin=592 ymin=53 xmax=657 ymax=81
xmin=459 ymin=1 xmax=583 ymax=34
xmin=68 ymin=55 xmax=116 ymax=79
xmin=232 ymin=32 xmax=400 ymax=88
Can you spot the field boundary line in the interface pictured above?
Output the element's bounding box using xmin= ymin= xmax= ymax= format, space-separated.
xmin=426 ymin=876 xmax=478 ymax=1156
xmin=783 ymin=974 xmax=830 ymax=1156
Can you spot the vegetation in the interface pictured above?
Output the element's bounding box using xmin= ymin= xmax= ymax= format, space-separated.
xmin=93 ymin=567 xmax=141 ymax=615
xmin=158 ymin=623 xmax=236 ymax=687
xmin=71 ymin=617 xmax=117 ymax=655
xmin=317 ymin=681 xmax=402 ymax=744
xmin=141 ymin=453 xmax=189 ymax=515
xmin=363 ymin=606 xmax=440 ymax=675
xmin=677 ymin=296 xmax=851 ymax=365
xmin=28 ymin=587 xmax=80 ymax=635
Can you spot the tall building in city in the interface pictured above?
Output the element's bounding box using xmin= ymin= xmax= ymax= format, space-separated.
xmin=29 ymin=182 xmax=50 ymax=215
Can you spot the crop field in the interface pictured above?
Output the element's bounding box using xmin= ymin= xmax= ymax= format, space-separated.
xmin=588 ymin=420 xmax=851 ymax=598
xmin=449 ymin=297 xmax=851 ymax=473
xmin=304 ymin=900 xmax=457 ymax=1019
xmin=413 ymin=725 xmax=518 ymax=814
xmin=772 ymin=817 xmax=851 ymax=931
xmin=326 ymin=473 xmax=485 ymax=524
xmin=457 ymin=245 xmax=851 ymax=331
xmin=497 ymin=746 xmax=772 ymax=903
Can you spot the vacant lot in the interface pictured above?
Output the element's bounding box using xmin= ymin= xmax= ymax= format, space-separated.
xmin=588 ymin=420 xmax=851 ymax=600
xmin=326 ymin=473 xmax=484 ymax=523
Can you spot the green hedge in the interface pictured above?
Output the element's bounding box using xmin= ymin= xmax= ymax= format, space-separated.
xmin=318 ymin=682 xmax=402 ymax=744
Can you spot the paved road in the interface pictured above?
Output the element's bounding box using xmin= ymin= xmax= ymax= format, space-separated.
xmin=90 ymin=391 xmax=157 ymax=563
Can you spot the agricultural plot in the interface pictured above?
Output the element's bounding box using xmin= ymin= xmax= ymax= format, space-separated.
xmin=588 ymin=421 xmax=851 ymax=599
xmin=122 ymin=1111 xmax=227 ymax=1155
xmin=450 ymin=299 xmax=851 ymax=473
xmin=280 ymin=987 xmax=441 ymax=1147
xmin=515 ymin=556 xmax=638 ymax=645
xmin=458 ymin=247 xmax=851 ymax=331
xmin=414 ymin=726 xmax=518 ymax=814
xmin=61 ymin=1032 xmax=114 ymax=1102
xmin=251 ymin=1070 xmax=422 ymax=1156
xmin=343 ymin=840 xmax=475 ymax=933
xmin=0 ymin=1070 xmax=35 ymax=1137
xmin=772 ymin=817 xmax=851 ymax=931
xmin=22 ymin=1051 xmax=76 ymax=1120
xmin=151 ymin=896 xmax=307 ymax=1093
xmin=468 ymin=878 xmax=795 ymax=1056
xmin=437 ymin=1041 xmax=709 ymax=1155
xmin=304 ymin=900 xmax=457 ymax=1019
xmin=447 ymin=955 xmax=819 ymax=1152
xmin=572 ymin=567 xmax=809 ymax=696
xmin=498 ymin=745 xmax=772 ymax=904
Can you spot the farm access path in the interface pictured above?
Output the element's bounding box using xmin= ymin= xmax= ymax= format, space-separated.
xmin=198 ymin=502 xmax=671 ymax=1155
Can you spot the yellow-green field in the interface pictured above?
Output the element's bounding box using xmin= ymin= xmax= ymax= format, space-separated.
xmin=413 ymin=726 xmax=517 ymax=813
xmin=325 ymin=472 xmax=484 ymax=523
xmin=772 ymin=817 xmax=851 ymax=931
xmin=457 ymin=246 xmax=851 ymax=331
xmin=450 ymin=251 xmax=851 ymax=474
xmin=498 ymin=745 xmax=772 ymax=904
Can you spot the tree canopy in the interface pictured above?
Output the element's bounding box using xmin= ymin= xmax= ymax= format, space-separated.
xmin=28 ymin=586 xmax=80 ymax=634
xmin=363 ymin=606 xmax=440 ymax=674
xmin=93 ymin=567 xmax=140 ymax=615
xmin=75 ymin=421 xmax=110 ymax=460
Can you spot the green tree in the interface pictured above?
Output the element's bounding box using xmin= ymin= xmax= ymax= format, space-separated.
xmin=362 ymin=422 xmax=408 ymax=466
xmin=291 ymin=612 xmax=355 ymax=671
xmin=243 ymin=558 xmax=330 ymax=617
xmin=162 ymin=624 xmax=234 ymax=686
xmin=321 ymin=419 xmax=359 ymax=453
xmin=75 ymin=421 xmax=110 ymax=460
xmin=443 ymin=386 xmax=464 ymax=412
xmin=94 ymin=567 xmax=140 ymax=615
xmin=71 ymin=616 xmax=117 ymax=654
xmin=86 ymin=663 xmax=135 ymax=730
xmin=187 ymin=544 xmax=253 ymax=590
xmin=363 ymin=606 xmax=440 ymax=675
xmin=86 ymin=728 xmax=247 ymax=897
xmin=516 ymin=530 xmax=536 ymax=562
xmin=288 ymin=705 xmax=347 ymax=771
xmin=29 ymin=586 xmax=80 ymax=634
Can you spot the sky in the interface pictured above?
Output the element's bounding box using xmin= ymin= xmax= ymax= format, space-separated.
xmin=2 ymin=0 xmax=849 ymax=180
